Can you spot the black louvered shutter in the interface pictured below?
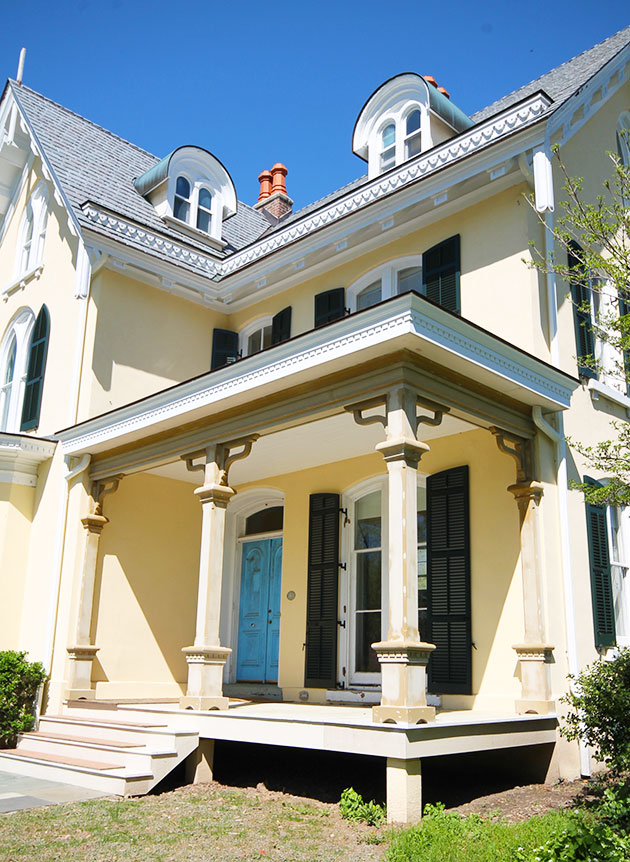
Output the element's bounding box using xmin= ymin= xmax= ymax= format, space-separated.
xmin=211 ymin=329 xmax=239 ymax=370
xmin=20 ymin=305 xmax=50 ymax=431
xmin=271 ymin=306 xmax=292 ymax=345
xmin=585 ymin=481 xmax=616 ymax=648
xmin=426 ymin=465 xmax=471 ymax=694
xmin=618 ymin=289 xmax=630 ymax=396
xmin=314 ymin=288 xmax=345 ymax=328
xmin=568 ymin=242 xmax=596 ymax=379
xmin=304 ymin=493 xmax=340 ymax=688
xmin=422 ymin=235 xmax=461 ymax=314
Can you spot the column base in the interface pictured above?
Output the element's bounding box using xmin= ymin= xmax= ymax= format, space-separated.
xmin=66 ymin=645 xmax=99 ymax=700
xmin=180 ymin=695 xmax=229 ymax=711
xmin=373 ymin=704 xmax=436 ymax=724
xmin=66 ymin=688 xmax=97 ymax=702
xmin=513 ymin=643 xmax=554 ymax=714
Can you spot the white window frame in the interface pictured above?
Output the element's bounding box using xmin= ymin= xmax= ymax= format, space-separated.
xmin=617 ymin=111 xmax=630 ymax=168
xmin=347 ymin=255 xmax=423 ymax=312
xmin=607 ymin=504 xmax=630 ymax=647
xmin=367 ymin=101 xmax=430 ymax=177
xmin=239 ymin=315 xmax=273 ymax=357
xmin=14 ymin=183 xmax=48 ymax=280
xmin=403 ymin=107 xmax=422 ymax=160
xmin=0 ymin=308 xmax=35 ymax=432
xmin=171 ymin=172 xmax=218 ymax=239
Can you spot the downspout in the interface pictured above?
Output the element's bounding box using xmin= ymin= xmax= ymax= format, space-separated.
xmin=533 ymin=140 xmax=591 ymax=774
xmin=41 ymin=240 xmax=94 ymax=710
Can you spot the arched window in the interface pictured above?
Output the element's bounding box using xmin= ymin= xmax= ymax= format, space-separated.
xmin=239 ymin=316 xmax=273 ymax=357
xmin=356 ymin=280 xmax=382 ymax=311
xmin=348 ymin=257 xmax=423 ymax=312
xmin=0 ymin=334 xmax=17 ymax=431
xmin=16 ymin=184 xmax=48 ymax=277
xmin=405 ymin=109 xmax=422 ymax=158
xmin=20 ymin=305 xmax=50 ymax=431
xmin=196 ymin=187 xmax=212 ymax=233
xmin=0 ymin=308 xmax=36 ymax=432
xmin=173 ymin=176 xmax=191 ymax=222
xmin=617 ymin=112 xmax=630 ymax=168
xmin=380 ymin=123 xmax=396 ymax=172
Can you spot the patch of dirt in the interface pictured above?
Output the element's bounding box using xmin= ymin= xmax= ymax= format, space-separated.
xmin=449 ymin=778 xmax=590 ymax=823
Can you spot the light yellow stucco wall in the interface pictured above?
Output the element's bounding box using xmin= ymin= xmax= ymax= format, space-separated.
xmin=84 ymin=269 xmax=228 ymax=417
xmin=90 ymin=472 xmax=201 ymax=698
xmin=0 ymin=482 xmax=34 ymax=649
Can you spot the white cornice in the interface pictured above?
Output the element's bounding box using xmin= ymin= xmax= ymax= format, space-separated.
xmin=0 ymin=433 xmax=57 ymax=486
xmin=58 ymin=293 xmax=576 ymax=456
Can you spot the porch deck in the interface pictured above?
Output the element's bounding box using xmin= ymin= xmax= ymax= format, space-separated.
xmin=109 ymin=700 xmax=558 ymax=762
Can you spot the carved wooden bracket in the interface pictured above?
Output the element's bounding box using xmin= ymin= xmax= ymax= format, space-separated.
xmin=489 ymin=427 xmax=531 ymax=484
xmin=91 ymin=475 xmax=123 ymax=516
xmin=182 ymin=435 xmax=260 ymax=487
xmin=415 ymin=397 xmax=449 ymax=433
xmin=345 ymin=393 xmax=449 ymax=438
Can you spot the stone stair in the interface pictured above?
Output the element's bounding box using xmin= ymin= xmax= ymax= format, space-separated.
xmin=0 ymin=701 xmax=199 ymax=796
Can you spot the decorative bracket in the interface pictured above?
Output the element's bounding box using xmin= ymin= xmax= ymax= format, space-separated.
xmin=182 ymin=435 xmax=260 ymax=488
xmin=91 ymin=475 xmax=123 ymax=516
xmin=344 ymin=395 xmax=388 ymax=428
xmin=183 ymin=452 xmax=206 ymax=474
xmin=416 ymin=397 xmax=449 ymax=433
xmin=489 ymin=427 xmax=531 ymax=484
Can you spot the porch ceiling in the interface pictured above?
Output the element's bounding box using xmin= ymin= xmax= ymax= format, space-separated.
xmin=148 ymin=411 xmax=475 ymax=485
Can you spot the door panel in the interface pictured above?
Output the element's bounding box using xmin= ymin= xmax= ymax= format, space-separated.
xmin=237 ymin=537 xmax=283 ymax=683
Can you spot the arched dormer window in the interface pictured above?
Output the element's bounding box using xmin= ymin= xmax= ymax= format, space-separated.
xmin=16 ymin=183 xmax=48 ymax=278
xmin=173 ymin=176 xmax=191 ymax=222
xmin=0 ymin=307 xmax=35 ymax=432
xmin=617 ymin=112 xmax=630 ymax=168
xmin=352 ymin=74 xmax=473 ymax=179
xmin=380 ymin=123 xmax=396 ymax=172
xmin=405 ymin=109 xmax=422 ymax=158
xmin=134 ymin=147 xmax=237 ymax=250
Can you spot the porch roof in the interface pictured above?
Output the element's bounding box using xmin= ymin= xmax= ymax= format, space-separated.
xmin=57 ymin=292 xmax=578 ymax=458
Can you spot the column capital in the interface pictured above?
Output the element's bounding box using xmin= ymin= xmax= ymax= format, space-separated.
xmin=507 ymin=480 xmax=544 ymax=503
xmin=375 ymin=437 xmax=429 ymax=466
xmin=81 ymin=512 xmax=109 ymax=534
xmin=194 ymin=483 xmax=236 ymax=507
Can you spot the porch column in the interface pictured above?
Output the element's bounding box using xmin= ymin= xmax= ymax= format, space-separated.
xmin=491 ymin=428 xmax=554 ymax=714
xmin=181 ymin=436 xmax=257 ymax=711
xmin=66 ymin=477 xmax=122 ymax=700
xmin=347 ymin=387 xmax=447 ymax=725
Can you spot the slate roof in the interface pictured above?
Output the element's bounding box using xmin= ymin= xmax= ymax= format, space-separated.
xmin=472 ymin=25 xmax=630 ymax=123
xmin=5 ymin=25 xmax=630 ymax=270
xmin=9 ymin=82 xmax=270 ymax=266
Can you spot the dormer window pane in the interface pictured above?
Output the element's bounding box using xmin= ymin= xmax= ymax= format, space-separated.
xmin=196 ymin=188 xmax=212 ymax=233
xmin=199 ymin=188 xmax=212 ymax=209
xmin=357 ymin=280 xmax=382 ymax=310
xmin=397 ymin=267 xmax=422 ymax=295
xmin=406 ymin=110 xmax=420 ymax=135
xmin=196 ymin=208 xmax=211 ymax=232
xmin=174 ymin=176 xmax=191 ymax=222
xmin=405 ymin=111 xmax=422 ymax=159
xmin=380 ymin=123 xmax=396 ymax=171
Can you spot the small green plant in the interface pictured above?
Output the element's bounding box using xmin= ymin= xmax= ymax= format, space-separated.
xmin=561 ymin=648 xmax=630 ymax=773
xmin=0 ymin=650 xmax=48 ymax=748
xmin=515 ymin=811 xmax=630 ymax=861
xmin=339 ymin=787 xmax=386 ymax=826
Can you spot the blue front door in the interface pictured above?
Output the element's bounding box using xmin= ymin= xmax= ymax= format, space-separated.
xmin=236 ymin=537 xmax=282 ymax=683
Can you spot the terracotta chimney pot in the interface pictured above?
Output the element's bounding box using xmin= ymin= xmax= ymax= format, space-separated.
xmin=437 ymin=85 xmax=450 ymax=99
xmin=424 ymin=75 xmax=438 ymax=88
xmin=257 ymin=170 xmax=273 ymax=202
xmin=271 ymin=163 xmax=288 ymax=196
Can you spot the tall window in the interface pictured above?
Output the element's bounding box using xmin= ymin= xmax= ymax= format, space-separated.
xmin=617 ymin=112 xmax=630 ymax=168
xmin=352 ymin=489 xmax=382 ymax=675
xmin=173 ymin=176 xmax=216 ymax=237
xmin=0 ymin=308 xmax=37 ymax=432
xmin=348 ymin=257 xmax=423 ymax=312
xmin=16 ymin=184 xmax=48 ymax=277
xmin=196 ymin=187 xmax=212 ymax=233
xmin=0 ymin=334 xmax=17 ymax=431
xmin=405 ymin=109 xmax=422 ymax=158
xmin=608 ymin=505 xmax=630 ymax=647
xmin=380 ymin=123 xmax=396 ymax=172
xmin=173 ymin=176 xmax=191 ymax=222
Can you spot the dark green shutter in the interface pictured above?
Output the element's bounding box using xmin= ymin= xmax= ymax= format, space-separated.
xmin=314 ymin=288 xmax=346 ymax=328
xmin=20 ymin=305 xmax=49 ymax=431
xmin=585 ymin=479 xmax=616 ymax=648
xmin=304 ymin=493 xmax=340 ymax=688
xmin=422 ymin=235 xmax=461 ymax=314
xmin=211 ymin=328 xmax=239 ymax=370
xmin=568 ymin=242 xmax=596 ymax=379
xmin=426 ymin=465 xmax=471 ymax=694
xmin=271 ymin=306 xmax=292 ymax=345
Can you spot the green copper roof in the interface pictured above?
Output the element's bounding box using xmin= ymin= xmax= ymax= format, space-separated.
xmin=425 ymin=83 xmax=473 ymax=133
xmin=133 ymin=151 xmax=174 ymax=196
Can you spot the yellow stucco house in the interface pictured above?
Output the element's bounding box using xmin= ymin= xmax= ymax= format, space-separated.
xmin=1 ymin=27 xmax=629 ymax=823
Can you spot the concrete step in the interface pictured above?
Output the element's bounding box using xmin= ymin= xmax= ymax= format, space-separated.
xmin=16 ymin=733 xmax=174 ymax=770
xmin=39 ymin=716 xmax=186 ymax=748
xmin=2 ymin=748 xmax=123 ymax=770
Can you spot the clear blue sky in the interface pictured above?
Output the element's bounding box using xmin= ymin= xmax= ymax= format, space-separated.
xmin=1 ymin=1 xmax=628 ymax=212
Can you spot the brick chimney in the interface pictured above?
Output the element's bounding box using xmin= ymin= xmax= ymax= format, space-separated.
xmin=254 ymin=163 xmax=293 ymax=219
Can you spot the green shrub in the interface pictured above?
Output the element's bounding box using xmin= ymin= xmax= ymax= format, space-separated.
xmin=561 ymin=648 xmax=630 ymax=773
xmin=516 ymin=811 xmax=630 ymax=861
xmin=339 ymin=787 xmax=386 ymax=826
xmin=0 ymin=650 xmax=47 ymax=748
xmin=386 ymin=804 xmax=568 ymax=862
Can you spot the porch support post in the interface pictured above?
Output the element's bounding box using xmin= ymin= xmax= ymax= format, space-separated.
xmin=181 ymin=437 xmax=257 ymax=711
xmin=490 ymin=428 xmax=554 ymax=714
xmin=66 ymin=477 xmax=122 ymax=700
xmin=347 ymin=386 xmax=446 ymax=725
xmin=386 ymin=757 xmax=422 ymax=824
